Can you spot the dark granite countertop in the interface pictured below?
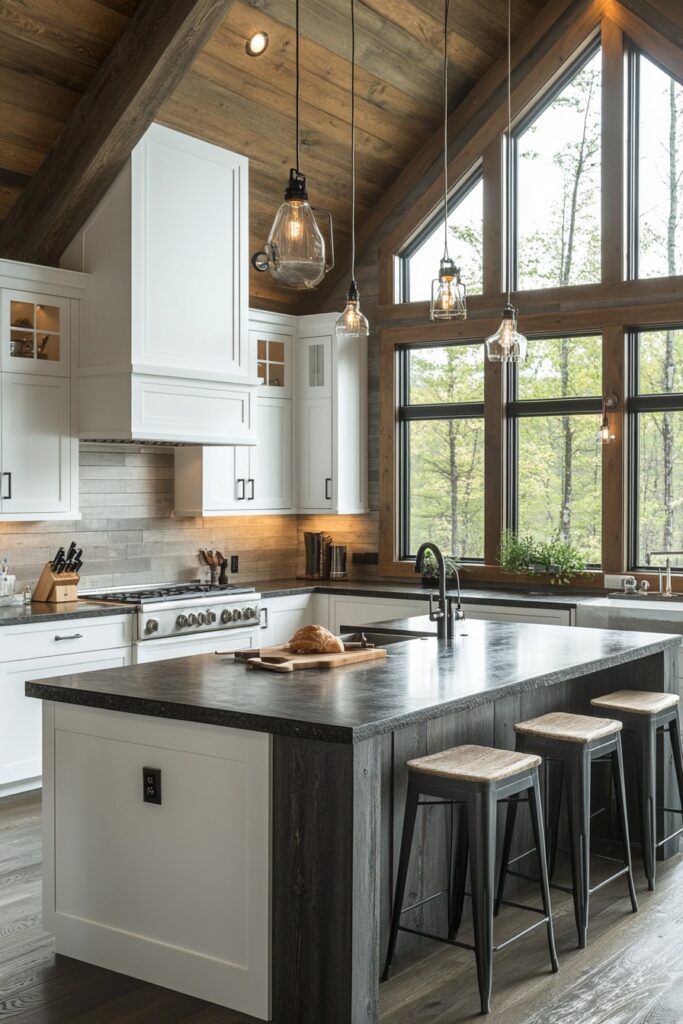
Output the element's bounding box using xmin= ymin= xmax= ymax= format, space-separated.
xmin=247 ymin=577 xmax=588 ymax=608
xmin=0 ymin=600 xmax=135 ymax=628
xmin=26 ymin=619 xmax=679 ymax=743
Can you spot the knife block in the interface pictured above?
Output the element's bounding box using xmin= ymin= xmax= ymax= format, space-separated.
xmin=33 ymin=563 xmax=80 ymax=603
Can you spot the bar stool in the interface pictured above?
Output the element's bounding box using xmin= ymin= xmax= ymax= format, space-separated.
xmin=591 ymin=690 xmax=683 ymax=890
xmin=497 ymin=712 xmax=638 ymax=950
xmin=382 ymin=744 xmax=558 ymax=1015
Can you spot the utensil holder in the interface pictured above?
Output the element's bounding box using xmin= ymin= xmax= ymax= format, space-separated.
xmin=33 ymin=563 xmax=80 ymax=603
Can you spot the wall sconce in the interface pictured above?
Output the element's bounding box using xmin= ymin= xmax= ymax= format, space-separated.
xmin=599 ymin=393 xmax=618 ymax=443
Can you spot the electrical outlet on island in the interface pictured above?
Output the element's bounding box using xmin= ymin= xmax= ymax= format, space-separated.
xmin=231 ymin=555 xmax=239 ymax=574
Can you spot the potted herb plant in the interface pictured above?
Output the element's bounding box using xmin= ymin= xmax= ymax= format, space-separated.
xmin=498 ymin=530 xmax=587 ymax=586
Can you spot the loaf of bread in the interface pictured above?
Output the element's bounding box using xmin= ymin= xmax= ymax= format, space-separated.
xmin=286 ymin=624 xmax=344 ymax=655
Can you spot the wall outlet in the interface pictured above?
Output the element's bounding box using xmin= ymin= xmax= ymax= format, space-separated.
xmin=230 ymin=555 xmax=239 ymax=574
xmin=143 ymin=766 xmax=162 ymax=804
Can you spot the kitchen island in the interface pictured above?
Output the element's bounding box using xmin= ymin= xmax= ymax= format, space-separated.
xmin=26 ymin=620 xmax=681 ymax=1024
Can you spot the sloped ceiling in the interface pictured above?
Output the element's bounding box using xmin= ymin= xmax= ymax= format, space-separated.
xmin=0 ymin=0 xmax=545 ymax=311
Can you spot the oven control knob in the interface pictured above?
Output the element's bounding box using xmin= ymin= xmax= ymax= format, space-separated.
xmin=145 ymin=618 xmax=159 ymax=635
xmin=221 ymin=609 xmax=233 ymax=624
xmin=197 ymin=611 xmax=207 ymax=625
xmin=232 ymin=608 xmax=243 ymax=621
xmin=206 ymin=610 xmax=217 ymax=624
xmin=187 ymin=613 xmax=198 ymax=627
xmin=244 ymin=606 xmax=257 ymax=620
xmin=176 ymin=614 xmax=188 ymax=629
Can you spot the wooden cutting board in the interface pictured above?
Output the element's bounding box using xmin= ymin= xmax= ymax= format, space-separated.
xmin=240 ymin=644 xmax=387 ymax=673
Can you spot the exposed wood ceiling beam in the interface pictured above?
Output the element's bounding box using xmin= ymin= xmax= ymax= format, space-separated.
xmin=0 ymin=0 xmax=234 ymax=266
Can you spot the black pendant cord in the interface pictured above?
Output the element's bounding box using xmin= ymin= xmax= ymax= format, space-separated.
xmin=350 ymin=0 xmax=357 ymax=289
xmin=295 ymin=0 xmax=301 ymax=173
xmin=506 ymin=0 xmax=512 ymax=308
xmin=442 ymin=0 xmax=450 ymax=263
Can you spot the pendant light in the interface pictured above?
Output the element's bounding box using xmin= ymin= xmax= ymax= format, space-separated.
xmin=485 ymin=0 xmax=527 ymax=362
xmin=336 ymin=0 xmax=369 ymax=339
xmin=430 ymin=0 xmax=466 ymax=322
xmin=252 ymin=0 xmax=334 ymax=290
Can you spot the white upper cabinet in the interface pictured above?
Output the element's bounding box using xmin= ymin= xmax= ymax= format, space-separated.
xmin=251 ymin=310 xmax=295 ymax=399
xmin=0 ymin=259 xmax=86 ymax=521
xmin=61 ymin=124 xmax=257 ymax=444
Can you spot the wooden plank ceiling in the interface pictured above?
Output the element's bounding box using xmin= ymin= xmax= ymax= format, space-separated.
xmin=0 ymin=0 xmax=545 ymax=312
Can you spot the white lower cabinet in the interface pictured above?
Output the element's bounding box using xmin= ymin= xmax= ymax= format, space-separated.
xmin=134 ymin=631 xmax=257 ymax=664
xmin=0 ymin=614 xmax=133 ymax=795
xmin=461 ymin=603 xmax=572 ymax=626
xmin=327 ymin=594 xmax=427 ymax=634
xmin=259 ymin=594 xmax=312 ymax=647
xmin=0 ymin=638 xmax=132 ymax=795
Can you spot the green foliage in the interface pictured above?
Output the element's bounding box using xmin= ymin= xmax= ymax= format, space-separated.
xmin=420 ymin=550 xmax=461 ymax=580
xmin=499 ymin=530 xmax=587 ymax=585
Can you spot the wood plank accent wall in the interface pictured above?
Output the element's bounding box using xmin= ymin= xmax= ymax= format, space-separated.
xmin=0 ymin=445 xmax=378 ymax=592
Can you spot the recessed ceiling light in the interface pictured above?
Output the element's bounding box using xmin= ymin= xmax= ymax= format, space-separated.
xmin=246 ymin=31 xmax=269 ymax=57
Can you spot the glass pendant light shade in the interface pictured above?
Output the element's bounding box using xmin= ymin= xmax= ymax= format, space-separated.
xmin=484 ymin=304 xmax=527 ymax=362
xmin=430 ymin=257 xmax=466 ymax=321
xmin=252 ymin=169 xmax=332 ymax=290
xmin=336 ymin=279 xmax=369 ymax=338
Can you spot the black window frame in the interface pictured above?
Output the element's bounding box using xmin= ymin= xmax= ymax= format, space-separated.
xmin=506 ymin=332 xmax=603 ymax=567
xmin=398 ymin=168 xmax=484 ymax=304
xmin=628 ymin=324 xmax=683 ymax=570
xmin=397 ymin=342 xmax=485 ymax=562
xmin=511 ymin=37 xmax=602 ymax=292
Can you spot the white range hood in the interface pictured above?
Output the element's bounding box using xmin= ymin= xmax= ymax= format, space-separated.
xmin=61 ymin=124 xmax=258 ymax=445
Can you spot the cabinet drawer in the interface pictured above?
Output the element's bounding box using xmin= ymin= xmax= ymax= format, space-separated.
xmin=1 ymin=615 xmax=133 ymax=662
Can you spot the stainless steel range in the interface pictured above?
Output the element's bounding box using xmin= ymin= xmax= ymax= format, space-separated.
xmin=84 ymin=582 xmax=262 ymax=663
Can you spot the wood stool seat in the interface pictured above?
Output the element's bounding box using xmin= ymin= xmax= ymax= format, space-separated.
xmin=407 ymin=744 xmax=541 ymax=783
xmin=515 ymin=711 xmax=622 ymax=744
xmin=591 ymin=690 xmax=680 ymax=715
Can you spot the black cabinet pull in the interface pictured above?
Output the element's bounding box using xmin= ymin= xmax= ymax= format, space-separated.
xmin=54 ymin=633 xmax=83 ymax=642
xmin=248 ymin=478 xmax=255 ymax=500
xmin=236 ymin=478 xmax=246 ymax=501
xmin=260 ymin=607 xmax=269 ymax=629
xmin=2 ymin=472 xmax=11 ymax=500
xmin=325 ymin=477 xmax=332 ymax=501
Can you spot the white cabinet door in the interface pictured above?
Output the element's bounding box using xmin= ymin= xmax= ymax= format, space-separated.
xmin=329 ymin=595 xmax=427 ymax=634
xmin=252 ymin=322 xmax=293 ymax=398
xmin=0 ymin=646 xmax=132 ymax=792
xmin=299 ymin=398 xmax=332 ymax=510
xmin=260 ymin=595 xmax=312 ymax=646
xmin=251 ymin=398 xmax=292 ymax=511
xmin=133 ymin=126 xmax=250 ymax=382
xmin=1 ymin=290 xmax=71 ymax=376
xmin=203 ymin=445 xmax=252 ymax=512
xmin=1 ymin=373 xmax=72 ymax=516
xmin=461 ymin=604 xmax=572 ymax=626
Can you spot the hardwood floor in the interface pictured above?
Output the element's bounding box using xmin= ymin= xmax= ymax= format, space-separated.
xmin=1 ymin=791 xmax=682 ymax=1023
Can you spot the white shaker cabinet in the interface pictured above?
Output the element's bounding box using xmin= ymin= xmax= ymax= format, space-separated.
xmin=298 ymin=397 xmax=333 ymax=510
xmin=0 ymin=259 xmax=86 ymax=521
xmin=258 ymin=593 xmax=312 ymax=647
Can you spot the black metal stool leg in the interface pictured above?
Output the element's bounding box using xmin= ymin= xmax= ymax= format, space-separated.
xmin=669 ymin=709 xmax=683 ymax=821
xmin=449 ymin=803 xmax=469 ymax=941
xmin=468 ymin=791 xmax=497 ymax=1015
xmin=635 ymin=719 xmax=658 ymax=891
xmin=528 ymin=772 xmax=559 ymax=973
xmin=565 ymin=748 xmax=591 ymax=949
xmin=382 ymin=775 xmax=420 ymax=981
xmin=494 ymin=792 xmax=519 ymax=916
xmin=545 ymin=758 xmax=564 ymax=880
xmin=612 ymin=738 xmax=638 ymax=913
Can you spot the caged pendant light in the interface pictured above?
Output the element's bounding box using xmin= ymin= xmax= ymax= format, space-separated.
xmin=336 ymin=0 xmax=369 ymax=339
xmin=485 ymin=0 xmax=527 ymax=362
xmin=252 ymin=0 xmax=334 ymax=290
xmin=430 ymin=0 xmax=466 ymax=322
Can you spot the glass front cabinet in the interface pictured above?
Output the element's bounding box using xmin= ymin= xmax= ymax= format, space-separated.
xmin=2 ymin=291 xmax=71 ymax=376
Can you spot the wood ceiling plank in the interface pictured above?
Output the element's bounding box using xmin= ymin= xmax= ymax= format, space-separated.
xmin=242 ymin=0 xmax=447 ymax=106
xmin=0 ymin=65 xmax=80 ymax=122
xmin=0 ymin=141 xmax=45 ymax=178
xmin=0 ymin=0 xmax=237 ymax=264
xmin=0 ymin=2 xmax=115 ymax=69
xmin=0 ymin=99 xmax=64 ymax=152
xmin=0 ymin=28 xmax=95 ymax=93
xmin=203 ymin=16 xmax=437 ymax=150
xmin=6 ymin=0 xmax=130 ymax=46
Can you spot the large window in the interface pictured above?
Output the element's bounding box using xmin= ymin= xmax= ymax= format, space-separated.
xmin=510 ymin=335 xmax=603 ymax=564
xmin=399 ymin=343 xmax=485 ymax=560
xmin=400 ymin=176 xmax=484 ymax=302
xmin=632 ymin=328 xmax=683 ymax=567
xmin=515 ymin=46 xmax=602 ymax=291
xmin=632 ymin=53 xmax=683 ymax=279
